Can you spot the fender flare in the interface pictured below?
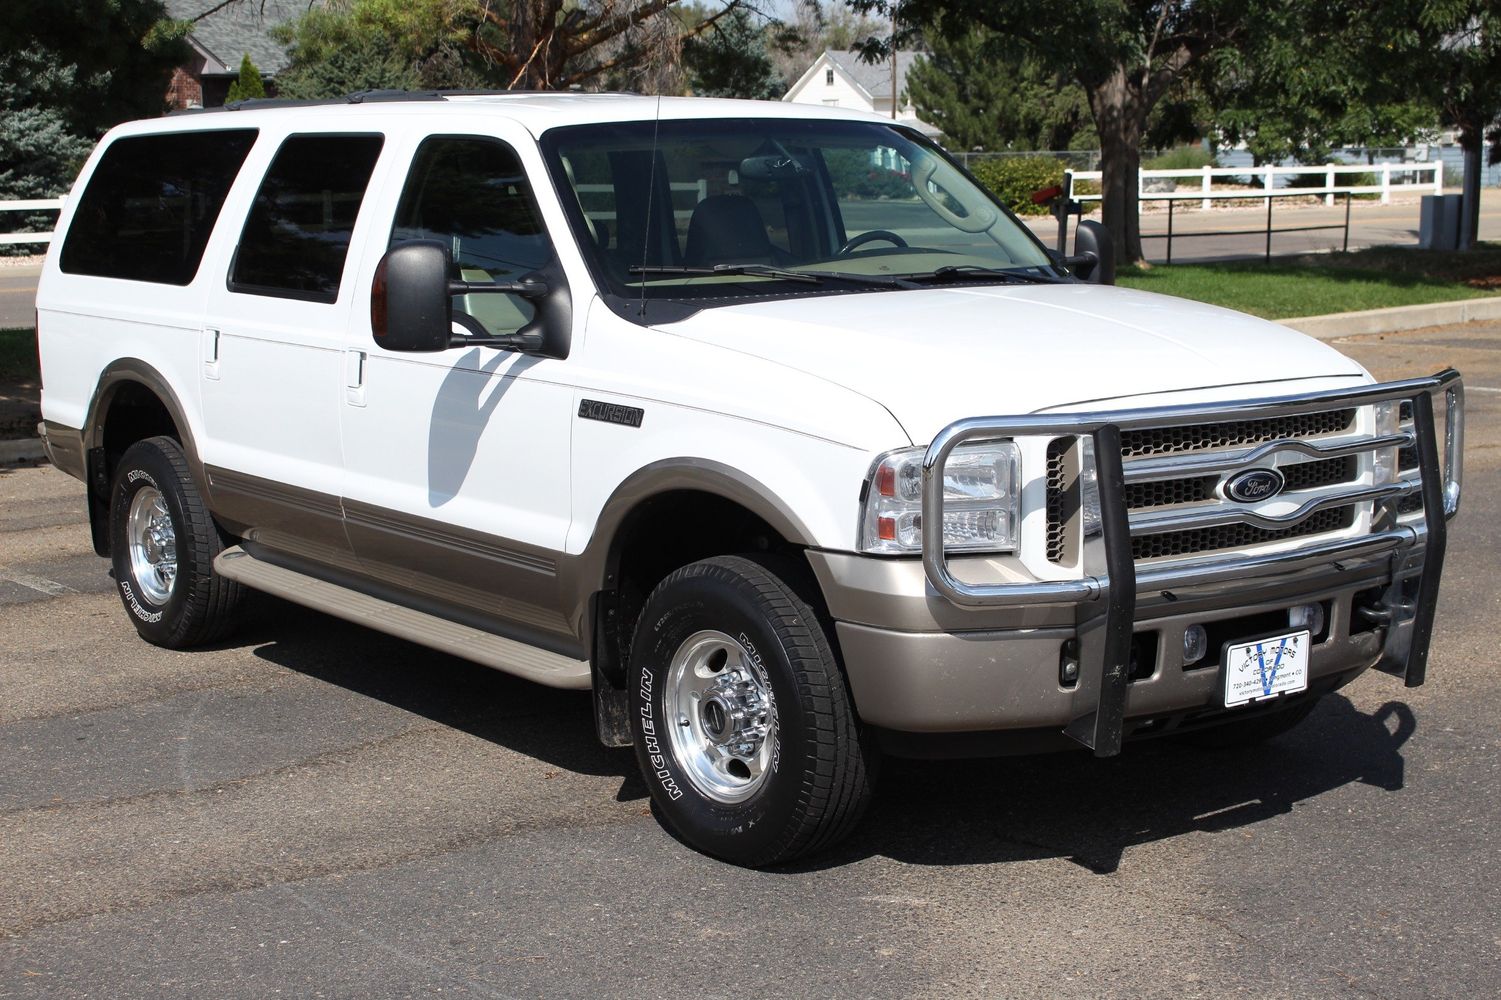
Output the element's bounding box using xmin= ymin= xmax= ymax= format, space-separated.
xmin=562 ymin=458 xmax=819 ymax=641
xmin=84 ymin=358 xmax=208 ymax=495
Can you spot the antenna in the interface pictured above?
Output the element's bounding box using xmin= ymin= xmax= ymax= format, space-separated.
xmin=638 ymin=93 xmax=663 ymax=319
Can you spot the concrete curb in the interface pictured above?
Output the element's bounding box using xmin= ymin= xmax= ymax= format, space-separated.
xmin=1279 ymin=295 xmax=1501 ymax=340
xmin=0 ymin=437 xmax=45 ymax=464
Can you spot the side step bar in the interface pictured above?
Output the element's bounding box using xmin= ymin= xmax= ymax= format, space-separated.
xmin=214 ymin=546 xmax=591 ymax=690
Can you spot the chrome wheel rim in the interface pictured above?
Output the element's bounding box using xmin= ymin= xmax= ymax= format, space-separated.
xmin=127 ymin=486 xmax=177 ymax=605
xmin=664 ymin=630 xmax=777 ymax=804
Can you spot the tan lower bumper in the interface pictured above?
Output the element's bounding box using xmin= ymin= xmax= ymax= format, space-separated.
xmin=834 ymin=568 xmax=1391 ymax=734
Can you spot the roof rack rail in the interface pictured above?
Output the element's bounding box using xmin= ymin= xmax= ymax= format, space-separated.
xmin=166 ymin=87 xmax=637 ymax=116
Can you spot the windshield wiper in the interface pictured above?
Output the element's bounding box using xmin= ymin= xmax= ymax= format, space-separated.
xmin=627 ymin=263 xmax=921 ymax=289
xmin=628 ymin=263 xmax=824 ymax=285
xmin=904 ymin=264 xmax=1065 ymax=285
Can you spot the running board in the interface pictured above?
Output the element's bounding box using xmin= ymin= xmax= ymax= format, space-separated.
xmin=214 ymin=546 xmax=591 ymax=690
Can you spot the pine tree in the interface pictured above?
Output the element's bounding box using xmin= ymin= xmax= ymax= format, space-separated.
xmin=225 ymin=54 xmax=267 ymax=104
xmin=906 ymin=28 xmax=1092 ymax=152
xmin=683 ymin=7 xmax=784 ymax=100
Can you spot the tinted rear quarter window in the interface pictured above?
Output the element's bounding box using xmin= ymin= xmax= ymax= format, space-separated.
xmin=230 ymin=134 xmax=384 ymax=303
xmin=59 ymin=129 xmax=258 ymax=285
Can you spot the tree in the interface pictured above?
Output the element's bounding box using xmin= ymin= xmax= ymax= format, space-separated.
xmin=683 ymin=6 xmax=784 ymax=99
xmin=1201 ymin=4 xmax=1440 ymax=166
xmin=1416 ymin=1 xmax=1501 ymax=249
xmin=768 ymin=1 xmax=885 ymax=86
xmin=225 ymin=53 xmax=266 ymax=103
xmin=857 ymin=0 xmax=1272 ymax=264
xmin=273 ymin=0 xmax=747 ymax=93
xmin=906 ymin=27 xmax=1094 ymax=151
xmin=273 ymin=8 xmax=423 ymax=98
xmin=0 ymin=1 xmax=187 ymax=248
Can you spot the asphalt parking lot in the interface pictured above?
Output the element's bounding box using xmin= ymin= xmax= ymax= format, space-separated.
xmin=2 ymin=321 xmax=1499 ymax=999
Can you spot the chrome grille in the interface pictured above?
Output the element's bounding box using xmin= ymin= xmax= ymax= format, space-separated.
xmin=1132 ymin=506 xmax=1356 ymax=560
xmin=1044 ymin=406 xmax=1418 ymax=563
xmin=1119 ymin=409 xmax=1356 ymax=458
xmin=1045 ymin=439 xmax=1069 ymax=562
xmin=1124 ymin=475 xmax=1217 ymax=509
xmin=1280 ymin=455 xmax=1357 ymax=492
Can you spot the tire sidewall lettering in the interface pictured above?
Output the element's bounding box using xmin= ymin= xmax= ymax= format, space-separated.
xmin=634 ymin=596 xmax=791 ymax=843
xmin=636 ymin=665 xmax=684 ymax=801
xmin=120 ymin=579 xmax=163 ymax=623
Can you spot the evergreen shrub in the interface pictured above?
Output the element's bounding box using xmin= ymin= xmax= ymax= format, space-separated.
xmin=966 ymin=157 xmax=1067 ymax=215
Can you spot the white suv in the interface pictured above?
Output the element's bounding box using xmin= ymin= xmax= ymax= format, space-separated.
xmin=35 ymin=92 xmax=1463 ymax=866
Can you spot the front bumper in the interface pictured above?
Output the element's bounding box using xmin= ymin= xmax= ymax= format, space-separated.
xmin=820 ymin=370 xmax=1463 ymax=754
xmin=823 ymin=546 xmax=1402 ymax=734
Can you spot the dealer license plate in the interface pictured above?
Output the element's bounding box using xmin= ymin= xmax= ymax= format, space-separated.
xmin=1223 ymin=630 xmax=1310 ymax=708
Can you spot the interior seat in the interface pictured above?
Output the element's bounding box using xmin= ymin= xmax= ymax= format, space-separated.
xmin=683 ymin=195 xmax=782 ymax=267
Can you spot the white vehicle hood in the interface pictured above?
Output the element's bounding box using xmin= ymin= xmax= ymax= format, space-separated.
xmin=656 ymin=283 xmax=1368 ymax=444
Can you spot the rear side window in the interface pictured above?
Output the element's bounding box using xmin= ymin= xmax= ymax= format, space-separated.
xmin=59 ymin=129 xmax=258 ymax=285
xmin=230 ymin=134 xmax=384 ymax=303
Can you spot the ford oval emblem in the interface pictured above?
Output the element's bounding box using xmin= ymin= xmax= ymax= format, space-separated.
xmin=1224 ymin=468 xmax=1286 ymax=503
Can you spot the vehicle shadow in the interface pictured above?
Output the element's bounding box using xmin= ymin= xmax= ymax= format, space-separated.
xmin=236 ymin=597 xmax=1414 ymax=870
xmin=798 ymin=694 xmax=1414 ymax=874
xmin=240 ymin=597 xmax=645 ymax=797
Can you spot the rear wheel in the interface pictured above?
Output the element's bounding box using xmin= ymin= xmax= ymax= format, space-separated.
xmin=629 ymin=555 xmax=874 ymax=867
xmin=108 ymin=436 xmax=243 ymax=648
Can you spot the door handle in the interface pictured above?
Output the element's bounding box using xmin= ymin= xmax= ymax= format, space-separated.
xmin=202 ymin=328 xmax=221 ymax=381
xmin=344 ymin=350 xmax=367 ymax=407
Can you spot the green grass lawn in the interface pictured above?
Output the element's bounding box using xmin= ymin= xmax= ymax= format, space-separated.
xmin=1117 ymin=243 xmax=1501 ymax=319
xmin=0 ymin=327 xmax=38 ymax=380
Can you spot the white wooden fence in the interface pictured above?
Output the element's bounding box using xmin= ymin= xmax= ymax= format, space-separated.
xmin=0 ymin=198 xmax=65 ymax=247
xmin=1065 ymin=162 xmax=1443 ymax=208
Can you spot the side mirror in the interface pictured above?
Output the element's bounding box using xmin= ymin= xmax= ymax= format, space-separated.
xmin=371 ymin=240 xmax=451 ymax=352
xmin=1070 ymin=220 xmax=1115 ymax=285
xmin=371 ymin=239 xmax=572 ymax=358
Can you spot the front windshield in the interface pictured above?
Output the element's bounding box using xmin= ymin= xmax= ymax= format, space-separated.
xmin=541 ymin=118 xmax=1056 ymax=307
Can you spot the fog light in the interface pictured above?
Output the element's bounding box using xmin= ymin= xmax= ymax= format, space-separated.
xmin=1060 ymin=640 xmax=1080 ymax=686
xmin=1289 ymin=603 xmax=1325 ymax=636
xmin=1183 ymin=624 xmax=1209 ymax=666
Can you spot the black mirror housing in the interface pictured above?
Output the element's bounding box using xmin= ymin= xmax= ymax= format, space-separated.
xmin=372 ymin=240 xmax=452 ymax=352
xmin=1072 ymin=220 xmax=1116 ymax=285
xmin=372 ymin=240 xmax=572 ymax=359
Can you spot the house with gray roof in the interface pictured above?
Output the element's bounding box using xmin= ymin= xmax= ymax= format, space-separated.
xmin=782 ymin=50 xmax=941 ymax=139
xmin=164 ymin=0 xmax=307 ymax=109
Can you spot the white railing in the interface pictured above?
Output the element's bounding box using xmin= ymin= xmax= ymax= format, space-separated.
xmin=0 ymin=197 xmax=65 ymax=247
xmin=1066 ymin=163 xmax=1443 ymax=208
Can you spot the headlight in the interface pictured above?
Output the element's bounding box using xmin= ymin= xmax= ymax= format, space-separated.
xmin=859 ymin=442 xmax=1020 ymax=554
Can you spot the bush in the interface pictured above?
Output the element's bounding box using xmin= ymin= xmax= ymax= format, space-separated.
xmin=823 ymin=149 xmax=917 ymax=200
xmin=966 ymin=156 xmax=1067 ymax=216
xmin=1284 ymin=168 xmax=1379 ymax=200
xmin=1143 ymin=145 xmax=1217 ymax=171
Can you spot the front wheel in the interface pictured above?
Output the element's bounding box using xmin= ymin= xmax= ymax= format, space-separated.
xmin=629 ymin=556 xmax=874 ymax=866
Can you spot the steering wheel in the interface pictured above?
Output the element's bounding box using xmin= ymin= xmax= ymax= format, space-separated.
xmin=838 ymin=230 xmax=909 ymax=255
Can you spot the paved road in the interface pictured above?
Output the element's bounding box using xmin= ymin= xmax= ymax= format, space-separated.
xmin=0 ymin=270 xmax=39 ymax=329
xmin=2 ymin=324 xmax=1500 ymax=998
